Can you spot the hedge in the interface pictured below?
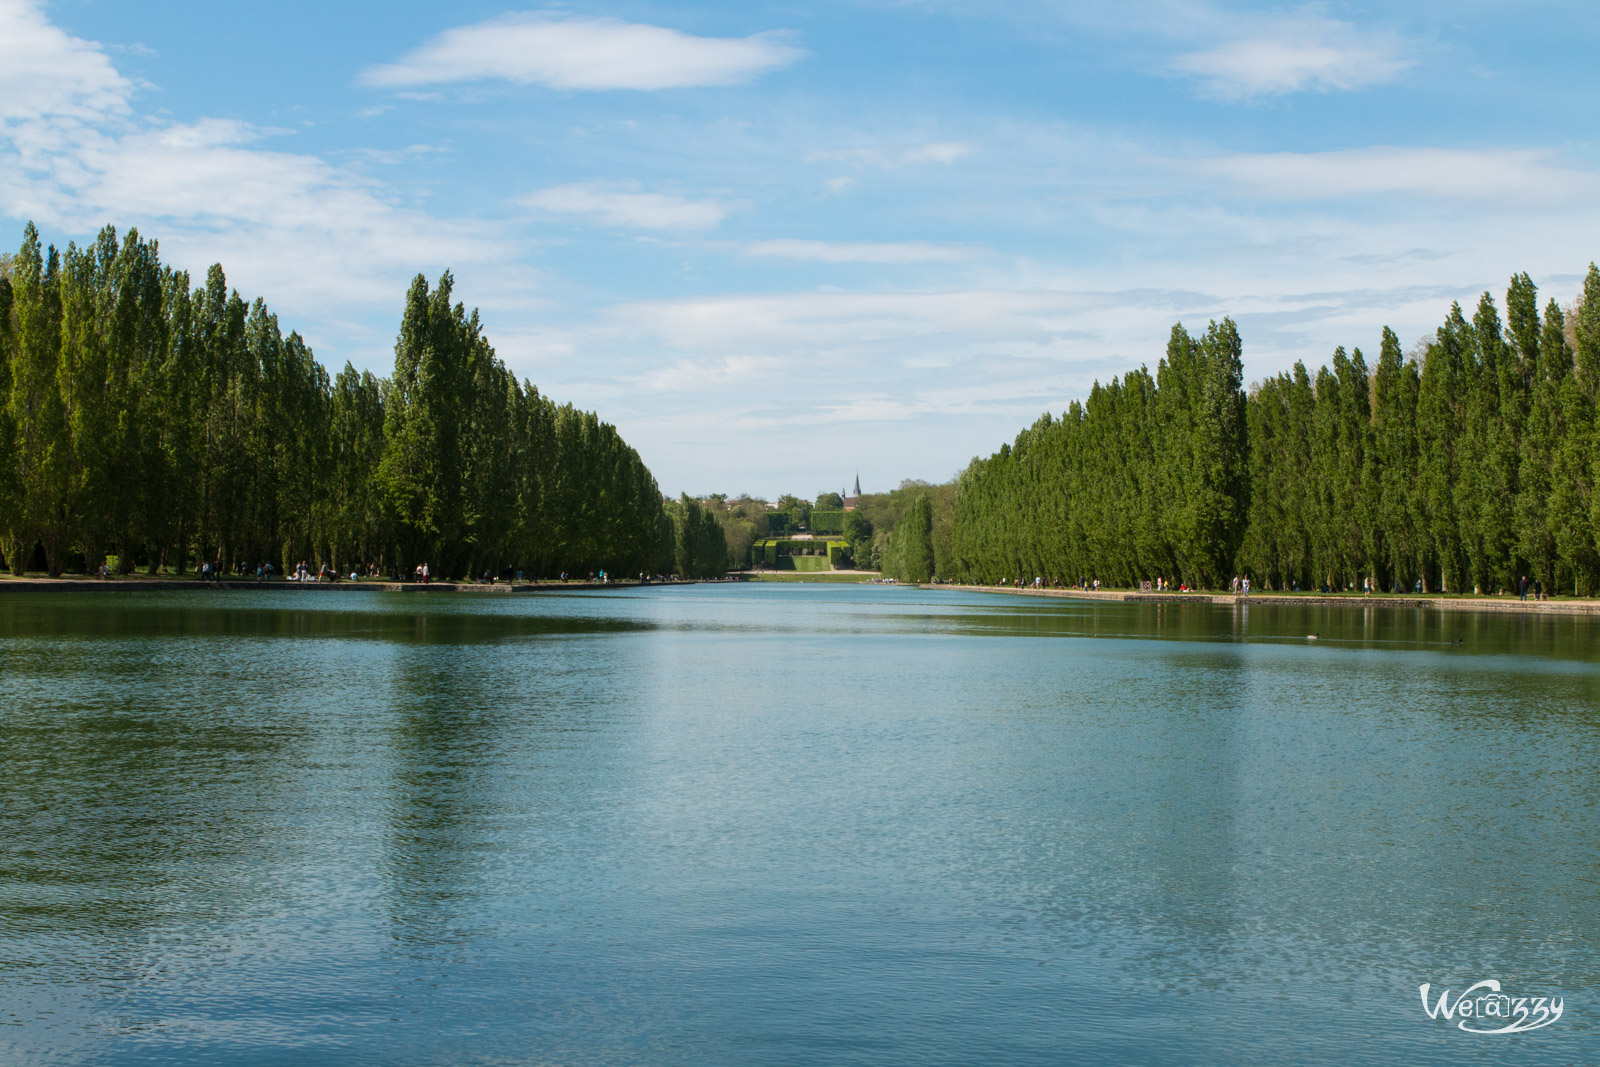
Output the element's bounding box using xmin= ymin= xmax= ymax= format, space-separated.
xmin=753 ymin=537 xmax=849 ymax=568
xmin=810 ymin=510 xmax=845 ymax=534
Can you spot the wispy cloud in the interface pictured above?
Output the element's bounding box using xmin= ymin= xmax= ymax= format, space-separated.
xmin=360 ymin=14 xmax=805 ymax=91
xmin=0 ymin=0 xmax=129 ymax=122
xmin=0 ymin=0 xmax=524 ymax=360
xmin=643 ymin=354 xmax=782 ymax=393
xmin=806 ymin=141 xmax=974 ymax=168
xmin=1170 ymin=9 xmax=1412 ymax=99
xmin=521 ymin=183 xmax=732 ymax=230
xmin=1195 ymin=146 xmax=1599 ymax=201
xmin=745 ymin=239 xmax=978 ymax=263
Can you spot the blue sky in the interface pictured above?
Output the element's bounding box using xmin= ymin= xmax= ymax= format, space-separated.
xmin=3 ymin=0 xmax=1597 ymax=497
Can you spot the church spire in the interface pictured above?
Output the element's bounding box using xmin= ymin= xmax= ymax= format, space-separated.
xmin=853 ymin=472 xmax=861 ymax=496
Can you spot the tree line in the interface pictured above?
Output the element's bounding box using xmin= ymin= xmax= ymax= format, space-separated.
xmin=949 ymin=267 xmax=1600 ymax=595
xmin=0 ymin=222 xmax=710 ymax=580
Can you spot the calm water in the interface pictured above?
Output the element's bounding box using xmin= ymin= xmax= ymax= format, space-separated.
xmin=2 ymin=585 xmax=1597 ymax=1065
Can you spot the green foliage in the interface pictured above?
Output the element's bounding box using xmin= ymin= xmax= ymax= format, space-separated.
xmin=0 ymin=222 xmax=667 ymax=579
xmin=883 ymin=492 xmax=935 ymax=582
xmin=810 ymin=509 xmax=845 ymax=534
xmin=841 ymin=510 xmax=873 ymax=548
xmin=664 ymin=493 xmax=728 ymax=578
xmin=949 ymin=285 xmax=1600 ymax=595
xmin=815 ymin=492 xmax=843 ymax=509
xmin=840 ymin=481 xmax=954 ymax=576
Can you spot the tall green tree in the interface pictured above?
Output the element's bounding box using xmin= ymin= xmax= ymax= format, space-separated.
xmin=888 ymin=491 xmax=934 ymax=583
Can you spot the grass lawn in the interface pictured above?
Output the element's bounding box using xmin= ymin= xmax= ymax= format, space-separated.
xmin=737 ymin=571 xmax=880 ymax=583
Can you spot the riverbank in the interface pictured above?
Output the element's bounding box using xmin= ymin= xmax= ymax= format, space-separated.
xmin=940 ymin=584 xmax=1600 ymax=616
xmin=732 ymin=570 xmax=880 ymax=583
xmin=0 ymin=576 xmax=700 ymax=594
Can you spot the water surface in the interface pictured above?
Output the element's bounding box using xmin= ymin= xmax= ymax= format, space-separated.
xmin=2 ymin=585 xmax=1597 ymax=1064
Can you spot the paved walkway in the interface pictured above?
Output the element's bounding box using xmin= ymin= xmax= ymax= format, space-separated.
xmin=942 ymin=584 xmax=1600 ymax=616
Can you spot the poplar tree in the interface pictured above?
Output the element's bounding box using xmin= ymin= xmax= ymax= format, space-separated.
xmin=0 ymin=222 xmax=675 ymax=581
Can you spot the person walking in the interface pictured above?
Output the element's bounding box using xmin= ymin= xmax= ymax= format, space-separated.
xmin=1519 ymin=575 xmax=1529 ymax=601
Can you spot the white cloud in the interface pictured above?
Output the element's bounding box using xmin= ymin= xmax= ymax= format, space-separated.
xmin=0 ymin=0 xmax=129 ymax=122
xmin=596 ymin=288 xmax=1170 ymax=360
xmin=1170 ymin=10 xmax=1412 ymax=99
xmin=806 ymin=141 xmax=974 ymax=168
xmin=521 ymin=183 xmax=731 ymax=230
xmin=745 ymin=239 xmax=978 ymax=263
xmin=0 ymin=1 xmax=526 ymax=360
xmin=1195 ymin=146 xmax=1600 ymax=202
xmin=643 ymin=354 xmax=782 ymax=393
xmin=360 ymin=14 xmax=804 ymax=91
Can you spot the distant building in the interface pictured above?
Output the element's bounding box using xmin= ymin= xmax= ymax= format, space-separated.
xmin=843 ymin=473 xmax=862 ymax=511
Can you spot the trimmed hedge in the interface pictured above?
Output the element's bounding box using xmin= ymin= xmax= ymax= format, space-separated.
xmin=810 ymin=510 xmax=845 ymax=534
xmin=753 ymin=537 xmax=848 ymax=568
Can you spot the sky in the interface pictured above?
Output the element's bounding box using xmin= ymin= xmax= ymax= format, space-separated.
xmin=2 ymin=0 xmax=1598 ymax=497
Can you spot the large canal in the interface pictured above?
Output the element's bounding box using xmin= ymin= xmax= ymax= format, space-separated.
xmin=2 ymin=585 xmax=1596 ymax=1064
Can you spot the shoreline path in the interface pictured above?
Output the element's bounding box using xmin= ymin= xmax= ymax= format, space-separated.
xmin=940 ymin=584 xmax=1600 ymax=616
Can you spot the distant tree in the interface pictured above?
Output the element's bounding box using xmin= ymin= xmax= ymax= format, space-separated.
xmin=815 ymin=491 xmax=843 ymax=509
xmin=842 ymin=510 xmax=873 ymax=548
xmin=889 ymin=492 xmax=934 ymax=583
xmin=666 ymin=493 xmax=727 ymax=578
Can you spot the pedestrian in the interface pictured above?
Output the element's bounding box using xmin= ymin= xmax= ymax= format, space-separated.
xmin=1519 ymin=575 xmax=1529 ymax=601
xmin=1242 ymin=575 xmax=1251 ymax=597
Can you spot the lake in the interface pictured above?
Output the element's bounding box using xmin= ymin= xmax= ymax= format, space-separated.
xmin=2 ymin=584 xmax=1597 ymax=1065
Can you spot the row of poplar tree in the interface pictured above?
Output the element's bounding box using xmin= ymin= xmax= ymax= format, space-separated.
xmin=0 ymin=222 xmax=714 ymax=580
xmin=950 ymin=266 xmax=1600 ymax=595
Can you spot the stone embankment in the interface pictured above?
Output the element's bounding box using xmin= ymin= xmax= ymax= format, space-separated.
xmin=941 ymin=584 xmax=1600 ymax=616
